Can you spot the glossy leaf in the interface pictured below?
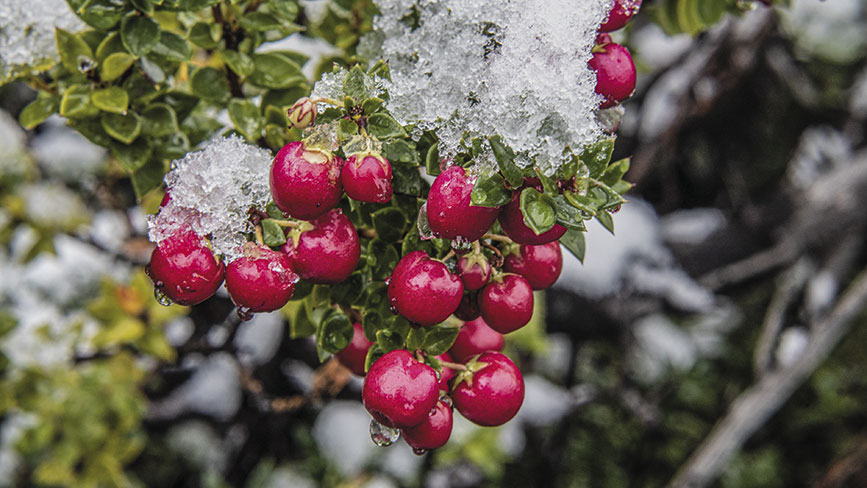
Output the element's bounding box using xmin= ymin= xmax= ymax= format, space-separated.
xmin=600 ymin=157 xmax=631 ymax=187
xmin=343 ymin=65 xmax=368 ymax=101
xmin=222 ymin=50 xmax=255 ymax=77
xmin=60 ymin=86 xmax=99 ymax=119
xmin=121 ymin=15 xmax=161 ymax=57
xmin=423 ymin=325 xmax=460 ymax=356
xmin=141 ymin=103 xmax=179 ymax=137
xmin=560 ymin=228 xmax=586 ymax=263
xmin=471 ymin=172 xmax=511 ymax=208
xmin=367 ymin=113 xmax=407 ymax=139
xmin=150 ymin=32 xmax=191 ymax=62
xmin=190 ymin=67 xmax=230 ymax=102
xmin=519 ymin=188 xmax=556 ymax=235
xmin=101 ymin=112 xmax=142 ymax=144
xmin=19 ymin=97 xmax=58 ymax=130
xmin=55 ymin=28 xmax=94 ymax=73
xmin=248 ymin=53 xmax=304 ymax=89
xmin=228 ymin=98 xmax=261 ymax=140
xmin=488 ymin=135 xmax=523 ymax=188
xmin=261 ymin=219 xmax=286 ymax=247
xmin=580 ymin=138 xmax=615 ymax=179
xmin=372 ymin=207 xmax=407 ymax=243
xmin=188 ymin=22 xmax=220 ymax=49
xmin=100 ymin=52 xmax=135 ymax=82
xmin=92 ymin=87 xmax=130 ymax=114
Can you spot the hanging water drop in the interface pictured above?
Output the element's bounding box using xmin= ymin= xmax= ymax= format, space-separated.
xmin=369 ymin=419 xmax=400 ymax=447
xmin=439 ymin=395 xmax=453 ymax=408
xmin=451 ymin=236 xmax=472 ymax=255
xmin=237 ymin=307 xmax=254 ymax=321
xmin=412 ymin=447 xmax=427 ymax=456
xmin=154 ymin=288 xmax=172 ymax=306
xmin=416 ymin=202 xmax=435 ymax=241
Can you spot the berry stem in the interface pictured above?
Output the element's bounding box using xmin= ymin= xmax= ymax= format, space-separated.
xmin=481 ymin=241 xmax=504 ymax=267
xmin=270 ymin=219 xmax=300 ymax=228
xmin=439 ymin=359 xmax=468 ymax=372
xmin=311 ymin=97 xmax=344 ymax=107
xmin=482 ymin=233 xmax=513 ymax=244
xmin=473 ymin=240 xmax=482 ymax=254
xmin=441 ymin=250 xmax=456 ymax=262
xmin=254 ymin=225 xmax=264 ymax=245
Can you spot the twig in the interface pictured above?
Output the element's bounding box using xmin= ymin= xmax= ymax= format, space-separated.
xmin=698 ymin=241 xmax=800 ymax=291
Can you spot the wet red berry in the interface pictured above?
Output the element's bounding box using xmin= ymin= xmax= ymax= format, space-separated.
xmin=454 ymin=292 xmax=481 ymax=321
xmin=457 ymin=253 xmax=491 ymax=291
xmin=270 ymin=141 xmax=343 ymax=220
xmin=362 ymin=350 xmax=440 ymax=428
xmin=225 ymin=242 xmax=297 ymax=313
xmin=599 ymin=0 xmax=642 ymax=33
xmin=401 ymin=399 xmax=453 ymax=451
xmin=503 ymin=242 xmax=563 ymax=290
xmin=479 ymin=274 xmax=534 ymax=334
xmin=452 ymin=352 xmax=524 ymax=427
xmin=498 ymin=193 xmax=567 ymax=245
xmin=449 ymin=318 xmax=505 ymax=363
xmin=282 ymin=209 xmax=360 ymax=284
xmin=436 ymin=353 xmax=457 ymax=391
xmin=342 ymin=153 xmax=393 ymax=203
xmin=148 ymin=230 xmax=225 ymax=306
xmin=388 ymin=251 xmax=463 ymax=326
xmin=589 ymin=42 xmax=637 ymax=109
xmin=335 ymin=322 xmax=373 ymax=376
xmin=427 ymin=165 xmax=500 ymax=242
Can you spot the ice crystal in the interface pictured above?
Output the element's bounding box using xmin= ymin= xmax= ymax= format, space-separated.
xmin=0 ymin=0 xmax=85 ymax=81
xmin=147 ymin=136 xmax=273 ymax=262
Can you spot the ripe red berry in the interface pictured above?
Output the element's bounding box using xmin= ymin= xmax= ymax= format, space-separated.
xmin=436 ymin=353 xmax=457 ymax=391
xmin=498 ymin=193 xmax=567 ymax=245
xmin=454 ymin=292 xmax=481 ymax=321
xmin=342 ymin=153 xmax=393 ymax=203
xmin=225 ymin=242 xmax=297 ymax=313
xmin=362 ymin=350 xmax=440 ymax=428
xmin=457 ymin=253 xmax=491 ymax=291
xmin=452 ymin=352 xmax=524 ymax=427
xmin=335 ymin=322 xmax=373 ymax=376
xmin=479 ymin=273 xmax=534 ymax=334
xmin=503 ymin=242 xmax=563 ymax=290
xmin=589 ymin=42 xmax=637 ymax=109
xmin=427 ymin=165 xmax=500 ymax=242
xmin=401 ymin=399 xmax=453 ymax=451
xmin=148 ymin=230 xmax=225 ymax=306
xmin=282 ymin=209 xmax=360 ymax=284
xmin=270 ymin=141 xmax=343 ymax=220
xmin=449 ymin=318 xmax=505 ymax=363
xmin=599 ymin=0 xmax=642 ymax=33
xmin=387 ymin=251 xmax=463 ymax=326
xmin=159 ymin=190 xmax=172 ymax=209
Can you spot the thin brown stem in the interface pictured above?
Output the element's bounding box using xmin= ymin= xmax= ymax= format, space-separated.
xmin=441 ymin=250 xmax=456 ymax=262
xmin=482 ymin=233 xmax=513 ymax=244
xmin=254 ymin=225 xmax=264 ymax=245
xmin=439 ymin=359 xmax=468 ymax=372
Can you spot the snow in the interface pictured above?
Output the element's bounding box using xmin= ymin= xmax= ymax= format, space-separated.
xmin=776 ymin=327 xmax=809 ymax=368
xmin=89 ymin=210 xmax=132 ymax=254
xmin=20 ymin=183 xmax=91 ymax=230
xmin=148 ymin=352 xmax=242 ymax=421
xmin=165 ymin=421 xmax=229 ymax=473
xmin=312 ymin=400 xmax=379 ymax=476
xmin=661 ymin=207 xmax=727 ymax=245
xmin=257 ymin=33 xmax=341 ymax=80
xmin=806 ymin=270 xmax=838 ymax=318
xmin=779 ymin=0 xmax=867 ymax=65
xmin=788 ymin=126 xmax=853 ymax=190
xmin=234 ymin=311 xmax=284 ymax=367
xmin=0 ymin=0 xmax=85 ymax=81
xmin=629 ymin=24 xmax=694 ymax=70
xmin=31 ymin=117 xmax=107 ymax=181
xmin=630 ymin=314 xmax=698 ymax=382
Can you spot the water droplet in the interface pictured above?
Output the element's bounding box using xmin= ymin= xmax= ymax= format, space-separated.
xmin=434 ymin=369 xmax=442 ymax=381
xmin=154 ymin=288 xmax=172 ymax=306
xmin=389 ymin=305 xmax=398 ymax=315
xmin=412 ymin=447 xmax=427 ymax=456
xmin=144 ymin=264 xmax=151 ymax=277
xmin=439 ymin=395 xmax=453 ymax=408
xmin=416 ymin=203 xmax=435 ymax=241
xmin=369 ymin=419 xmax=400 ymax=447
xmin=451 ymin=236 xmax=472 ymax=255
xmin=237 ymin=307 xmax=254 ymax=321
xmin=385 ymin=276 xmax=392 ymax=286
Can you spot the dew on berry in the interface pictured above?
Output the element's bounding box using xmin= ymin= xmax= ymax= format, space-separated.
xmin=412 ymin=447 xmax=427 ymax=456
xmin=439 ymin=395 xmax=453 ymax=408
xmin=237 ymin=307 xmax=254 ymax=322
xmin=153 ymin=288 xmax=172 ymax=307
xmin=451 ymin=236 xmax=473 ymax=255
xmin=369 ymin=418 xmax=400 ymax=447
xmin=416 ymin=202 xmax=435 ymax=241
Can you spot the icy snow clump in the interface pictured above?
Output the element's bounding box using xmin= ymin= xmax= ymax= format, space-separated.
xmin=0 ymin=0 xmax=85 ymax=81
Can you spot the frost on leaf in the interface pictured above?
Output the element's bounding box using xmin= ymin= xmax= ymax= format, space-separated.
xmin=148 ymin=136 xmax=273 ymax=263
xmin=357 ymin=0 xmax=609 ymax=175
xmin=0 ymin=0 xmax=85 ymax=81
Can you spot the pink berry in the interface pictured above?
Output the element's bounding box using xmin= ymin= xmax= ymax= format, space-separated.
xmin=503 ymin=242 xmax=563 ymax=290
xmin=282 ymin=209 xmax=360 ymax=284
xmin=362 ymin=350 xmax=440 ymax=428
xmin=335 ymin=322 xmax=373 ymax=376
xmin=498 ymin=193 xmax=567 ymax=245
xmin=457 ymin=253 xmax=491 ymax=291
xmin=387 ymin=251 xmax=463 ymax=326
xmin=479 ymin=274 xmax=534 ymax=334
xmin=453 ymin=292 xmax=481 ymax=321
xmin=148 ymin=230 xmax=225 ymax=306
xmin=342 ymin=153 xmax=393 ymax=203
xmin=225 ymin=242 xmax=297 ymax=313
xmin=401 ymin=399 xmax=453 ymax=451
xmin=270 ymin=141 xmax=343 ymax=220
xmin=589 ymin=42 xmax=636 ymax=109
xmin=427 ymin=165 xmax=500 ymax=242
xmin=599 ymin=0 xmax=642 ymax=33
xmin=449 ymin=318 xmax=505 ymax=363
xmin=452 ymin=352 xmax=524 ymax=427
xmin=436 ymin=352 xmax=457 ymax=391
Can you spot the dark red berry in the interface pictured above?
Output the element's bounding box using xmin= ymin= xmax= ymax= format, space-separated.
xmin=599 ymin=0 xmax=642 ymax=33
xmin=362 ymin=350 xmax=440 ymax=428
xmin=225 ymin=242 xmax=297 ymax=313
xmin=388 ymin=251 xmax=463 ymax=326
xmin=270 ymin=141 xmax=343 ymax=220
xmin=159 ymin=191 xmax=172 ymax=209
xmin=503 ymin=242 xmax=563 ymax=290
xmin=401 ymin=399 xmax=453 ymax=450
xmin=452 ymin=352 xmax=524 ymax=427
xmin=450 ymin=318 xmax=505 ymax=363
xmin=282 ymin=209 xmax=360 ymax=284
xmin=457 ymin=253 xmax=491 ymax=291
xmin=148 ymin=230 xmax=225 ymax=306
xmin=427 ymin=165 xmax=500 ymax=242
xmin=436 ymin=353 xmax=457 ymax=391
xmin=479 ymin=273 xmax=534 ymax=334
xmin=595 ymin=33 xmax=613 ymax=46
xmin=498 ymin=193 xmax=567 ymax=245
xmin=454 ymin=292 xmax=481 ymax=321
xmin=342 ymin=153 xmax=393 ymax=203
xmin=589 ymin=42 xmax=636 ymax=109
xmin=335 ymin=322 xmax=373 ymax=376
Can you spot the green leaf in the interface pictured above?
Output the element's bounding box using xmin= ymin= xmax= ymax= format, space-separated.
xmin=368 ymin=239 xmax=399 ymax=281
xmin=153 ymin=132 xmax=190 ymax=160
xmin=329 ymin=273 xmax=364 ymax=306
xmin=366 ymin=113 xmax=407 ymax=139
xmin=264 ymin=123 xmax=287 ymax=150
xmin=189 ymin=22 xmax=221 ymax=49
xmin=248 ymin=53 xmax=304 ymax=89
xmin=270 ymin=0 xmax=299 ymax=20
xmin=364 ymin=344 xmax=385 ymax=372
xmin=368 ymin=59 xmax=391 ymax=80
xmin=362 ymin=308 xmax=384 ymax=342
xmin=383 ymin=139 xmax=417 ymax=164
xmin=337 ymin=118 xmax=358 ymax=142
xmin=551 ymin=195 xmax=587 ymax=230
xmin=239 ymin=12 xmax=284 ymax=31
xmin=372 ymin=207 xmax=408 ymax=243
xmin=376 ymin=329 xmax=404 ymax=353
xmin=121 ymin=15 xmax=161 ymax=57
xmin=422 ymin=325 xmax=459 ymax=356
xmin=563 ymin=191 xmax=598 ymax=216
xmin=488 ymin=135 xmax=523 ymax=188
xmin=141 ymin=103 xmax=179 ymax=137
xmin=471 ymin=172 xmax=511 ymax=207
xmin=100 ymin=52 xmax=136 ymax=82
xmin=19 ymin=97 xmax=58 ymax=129
xmin=92 ymin=87 xmax=129 ymax=114
xmin=265 ymin=105 xmax=288 ymax=127
xmin=318 ymin=310 xmax=354 ymax=354
xmin=406 ymin=327 xmax=427 ymax=351
xmin=343 ymin=65 xmax=368 ymax=101
xmin=595 ymin=209 xmax=615 ymax=234
xmin=95 ymin=32 xmax=126 ymax=61
xmin=391 ymin=164 xmax=422 ymax=196
xmin=560 ymin=228 xmax=586 ymax=263
xmin=131 ymin=0 xmax=153 ymax=13
xmin=191 ymin=67 xmax=230 ymax=102
xmin=228 ymin=98 xmax=261 ymax=140
xmin=67 ymin=0 xmax=126 ymax=30
xmin=519 ymin=188 xmax=556 ymax=235
xmin=131 ymin=158 xmax=164 ymax=196
xmin=261 ymin=219 xmax=286 ymax=247
xmin=362 ymin=97 xmax=384 ymax=115
xmin=60 ymin=86 xmax=99 ymax=119
xmin=55 ymin=28 xmax=94 ymax=73
xmin=101 ymin=112 xmax=142 ymax=144
xmin=151 ymin=31 xmax=191 ymax=62
xmin=315 ymin=107 xmax=344 ymax=125
xmin=425 ymin=144 xmax=441 ymax=176
xmin=580 ymin=138 xmax=615 ymax=179
xmin=222 ymin=50 xmax=255 ymax=77
xmin=600 ymin=157 xmax=631 ymax=187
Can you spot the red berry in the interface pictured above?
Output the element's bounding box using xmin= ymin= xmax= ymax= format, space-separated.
xmin=436 ymin=353 xmax=457 ymax=391
xmin=503 ymin=242 xmax=563 ymax=290
xmin=454 ymin=292 xmax=481 ymax=321
xmin=148 ymin=230 xmax=225 ymax=306
xmin=282 ymin=209 xmax=360 ymax=284
xmin=342 ymin=153 xmax=393 ymax=203
xmin=457 ymin=253 xmax=491 ymax=291
xmin=387 ymin=251 xmax=463 ymax=326
xmin=452 ymin=352 xmax=524 ymax=427
xmin=335 ymin=322 xmax=373 ymax=376
xmin=595 ymin=33 xmax=613 ymax=46
xmin=225 ymin=242 xmax=297 ymax=313
xmin=589 ymin=42 xmax=636 ymax=109
xmin=401 ymin=399 xmax=453 ymax=451
xmin=449 ymin=318 xmax=505 ymax=363
xmin=270 ymin=141 xmax=343 ymax=220
xmin=599 ymin=0 xmax=642 ymax=33
xmin=159 ymin=191 xmax=172 ymax=209
xmin=362 ymin=350 xmax=440 ymax=428
xmin=479 ymin=274 xmax=534 ymax=334
xmin=498 ymin=193 xmax=567 ymax=245
xmin=427 ymin=165 xmax=500 ymax=242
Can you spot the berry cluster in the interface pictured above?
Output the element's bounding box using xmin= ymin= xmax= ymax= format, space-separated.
xmin=592 ymin=0 xmax=641 ymax=109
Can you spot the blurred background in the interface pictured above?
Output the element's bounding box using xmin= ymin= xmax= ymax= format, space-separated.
xmin=2 ymin=0 xmax=867 ymax=486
